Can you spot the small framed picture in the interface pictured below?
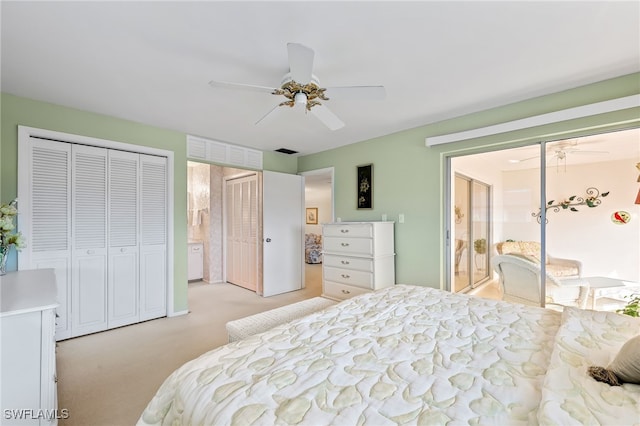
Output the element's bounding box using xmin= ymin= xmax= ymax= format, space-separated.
xmin=357 ymin=164 xmax=373 ymax=209
xmin=306 ymin=207 xmax=318 ymax=224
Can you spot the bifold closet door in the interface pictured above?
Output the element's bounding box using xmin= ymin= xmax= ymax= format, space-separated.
xmin=26 ymin=138 xmax=73 ymax=340
xmin=71 ymin=145 xmax=108 ymax=337
xmin=20 ymin=135 xmax=169 ymax=340
xmin=108 ymin=150 xmax=140 ymax=328
xmin=139 ymin=154 xmax=167 ymax=320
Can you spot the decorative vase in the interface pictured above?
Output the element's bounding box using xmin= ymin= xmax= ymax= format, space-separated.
xmin=0 ymin=245 xmax=8 ymax=276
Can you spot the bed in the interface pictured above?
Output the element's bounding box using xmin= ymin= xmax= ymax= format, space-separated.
xmin=138 ymin=284 xmax=640 ymax=425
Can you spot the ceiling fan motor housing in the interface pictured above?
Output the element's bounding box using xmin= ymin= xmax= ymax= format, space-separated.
xmin=275 ymin=73 xmax=327 ymax=110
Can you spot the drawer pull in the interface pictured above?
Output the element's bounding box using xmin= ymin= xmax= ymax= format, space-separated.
xmin=340 ymin=229 xmax=350 ymax=233
xmin=341 ymin=289 xmax=351 ymax=294
xmin=341 ymin=260 xmax=350 ymax=265
xmin=341 ymin=243 xmax=350 ymax=247
xmin=341 ymin=274 xmax=350 ymax=279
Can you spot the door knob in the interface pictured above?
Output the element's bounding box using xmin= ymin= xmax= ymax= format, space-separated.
xmin=265 ymin=238 xmax=272 ymax=242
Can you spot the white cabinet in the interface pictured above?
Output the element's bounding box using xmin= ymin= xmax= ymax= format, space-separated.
xmin=188 ymin=242 xmax=204 ymax=281
xmin=322 ymin=222 xmax=395 ymax=300
xmin=1 ymin=269 xmax=59 ymax=425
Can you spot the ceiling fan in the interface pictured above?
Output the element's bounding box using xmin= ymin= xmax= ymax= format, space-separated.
xmin=208 ymin=43 xmax=385 ymax=131
xmin=509 ymin=139 xmax=610 ymax=165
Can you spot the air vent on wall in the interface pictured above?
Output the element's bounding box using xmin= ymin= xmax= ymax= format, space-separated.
xmin=275 ymin=148 xmax=298 ymax=155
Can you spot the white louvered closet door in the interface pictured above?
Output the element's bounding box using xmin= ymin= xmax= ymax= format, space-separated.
xmin=71 ymin=144 xmax=108 ymax=337
xmin=27 ymin=139 xmax=73 ymax=340
xmin=225 ymin=174 xmax=258 ymax=291
xmin=139 ymin=154 xmax=167 ymax=320
xmin=19 ymin=131 xmax=170 ymax=340
xmin=108 ymin=150 xmax=140 ymax=328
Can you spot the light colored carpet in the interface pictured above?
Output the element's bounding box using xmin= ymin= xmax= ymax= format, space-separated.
xmin=57 ymin=264 xmax=322 ymax=426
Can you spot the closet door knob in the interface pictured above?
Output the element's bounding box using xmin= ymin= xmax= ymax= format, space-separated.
xmin=341 ymin=243 xmax=349 ymax=247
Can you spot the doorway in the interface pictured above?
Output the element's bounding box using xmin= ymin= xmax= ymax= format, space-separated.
xmin=301 ymin=168 xmax=334 ymax=293
xmin=187 ymin=162 xmax=306 ymax=297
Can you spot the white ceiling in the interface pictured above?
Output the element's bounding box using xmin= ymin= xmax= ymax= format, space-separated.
xmin=2 ymin=1 xmax=639 ymax=156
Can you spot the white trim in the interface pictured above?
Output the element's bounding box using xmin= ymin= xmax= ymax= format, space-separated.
xmin=187 ymin=134 xmax=263 ymax=170
xmin=168 ymin=309 xmax=189 ymax=317
xmin=17 ymin=125 xmax=176 ymax=317
xmin=425 ymin=95 xmax=640 ymax=146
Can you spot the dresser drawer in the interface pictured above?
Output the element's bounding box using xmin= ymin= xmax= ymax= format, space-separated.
xmin=323 ymin=266 xmax=372 ymax=288
xmin=323 ymin=280 xmax=370 ymax=300
xmin=323 ymin=223 xmax=372 ymax=238
xmin=323 ymin=254 xmax=373 ymax=272
xmin=323 ymin=237 xmax=373 ymax=256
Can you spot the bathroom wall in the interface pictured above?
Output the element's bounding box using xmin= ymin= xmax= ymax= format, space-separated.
xmin=187 ymin=162 xmax=212 ymax=281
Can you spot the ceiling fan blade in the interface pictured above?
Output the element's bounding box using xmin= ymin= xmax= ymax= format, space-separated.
xmin=310 ymin=104 xmax=345 ymax=131
xmin=287 ymin=43 xmax=314 ymax=84
xmin=570 ymin=150 xmax=610 ymax=155
xmin=324 ymin=86 xmax=386 ymax=100
xmin=509 ymin=155 xmax=539 ymax=163
xmin=209 ymin=80 xmax=277 ymax=94
xmin=255 ymin=103 xmax=284 ymax=126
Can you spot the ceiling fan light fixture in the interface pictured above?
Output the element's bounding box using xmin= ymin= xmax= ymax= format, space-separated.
xmin=294 ymin=92 xmax=307 ymax=107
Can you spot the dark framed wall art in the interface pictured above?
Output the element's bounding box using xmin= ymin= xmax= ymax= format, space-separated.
xmin=357 ymin=164 xmax=373 ymax=209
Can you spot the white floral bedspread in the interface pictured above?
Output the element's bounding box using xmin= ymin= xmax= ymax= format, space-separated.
xmin=538 ymin=307 xmax=640 ymax=425
xmin=138 ymin=284 xmax=561 ymax=426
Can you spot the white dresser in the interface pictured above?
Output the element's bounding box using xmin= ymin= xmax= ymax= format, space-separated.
xmin=1 ymin=269 xmax=59 ymax=425
xmin=322 ymin=221 xmax=395 ymax=300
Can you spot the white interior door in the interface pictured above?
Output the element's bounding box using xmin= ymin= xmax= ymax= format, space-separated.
xmin=262 ymin=171 xmax=304 ymax=297
xmin=225 ymin=174 xmax=258 ymax=291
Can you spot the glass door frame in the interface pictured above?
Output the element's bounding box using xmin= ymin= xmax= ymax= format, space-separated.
xmin=452 ymin=173 xmax=492 ymax=292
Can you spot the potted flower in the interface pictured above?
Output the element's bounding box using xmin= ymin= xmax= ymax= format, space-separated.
xmin=473 ymin=238 xmax=487 ymax=254
xmin=473 ymin=238 xmax=487 ymax=271
xmin=0 ymin=199 xmax=26 ymax=275
xmin=617 ymin=295 xmax=640 ymax=317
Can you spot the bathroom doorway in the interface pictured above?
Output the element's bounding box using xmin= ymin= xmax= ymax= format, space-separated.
xmin=187 ymin=162 xmax=258 ymax=286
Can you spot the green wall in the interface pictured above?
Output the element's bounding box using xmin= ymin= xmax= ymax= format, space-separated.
xmin=298 ymin=73 xmax=640 ymax=288
xmin=2 ymin=73 xmax=638 ymax=306
xmin=0 ymin=93 xmax=296 ymax=312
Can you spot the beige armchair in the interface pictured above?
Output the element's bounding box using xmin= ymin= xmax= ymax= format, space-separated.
xmin=495 ymin=241 xmax=582 ymax=278
xmin=491 ymin=254 xmax=589 ymax=309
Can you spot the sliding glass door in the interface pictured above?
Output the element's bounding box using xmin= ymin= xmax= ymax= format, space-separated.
xmin=447 ymin=127 xmax=639 ymax=306
xmin=453 ymin=174 xmax=491 ymax=293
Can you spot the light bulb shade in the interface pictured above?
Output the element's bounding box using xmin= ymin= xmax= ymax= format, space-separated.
xmin=635 ymin=188 xmax=640 ymax=205
xmin=294 ymin=92 xmax=307 ymax=107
